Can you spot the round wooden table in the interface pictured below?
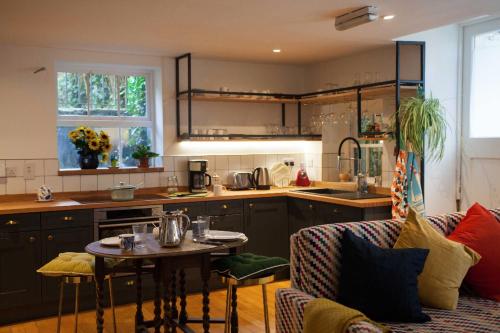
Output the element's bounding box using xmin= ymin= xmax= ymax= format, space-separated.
xmin=86 ymin=231 xmax=247 ymax=333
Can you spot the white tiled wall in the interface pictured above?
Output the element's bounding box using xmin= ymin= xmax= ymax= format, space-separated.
xmin=0 ymin=153 xmax=322 ymax=195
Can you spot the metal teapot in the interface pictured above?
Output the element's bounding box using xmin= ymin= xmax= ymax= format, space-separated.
xmin=159 ymin=210 xmax=190 ymax=247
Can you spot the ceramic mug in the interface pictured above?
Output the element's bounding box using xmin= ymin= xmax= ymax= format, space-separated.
xmin=213 ymin=184 xmax=226 ymax=196
xmin=119 ymin=234 xmax=135 ymax=251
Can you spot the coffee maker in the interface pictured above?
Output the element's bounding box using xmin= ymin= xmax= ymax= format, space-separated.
xmin=188 ymin=160 xmax=212 ymax=193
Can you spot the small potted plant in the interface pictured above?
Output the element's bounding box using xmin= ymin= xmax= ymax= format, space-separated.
xmin=68 ymin=126 xmax=111 ymax=169
xmin=132 ymin=145 xmax=159 ymax=168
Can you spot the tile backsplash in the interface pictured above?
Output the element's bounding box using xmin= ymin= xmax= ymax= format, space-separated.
xmin=0 ymin=153 xmax=322 ymax=195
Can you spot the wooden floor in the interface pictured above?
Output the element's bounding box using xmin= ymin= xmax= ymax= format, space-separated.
xmin=0 ymin=281 xmax=290 ymax=333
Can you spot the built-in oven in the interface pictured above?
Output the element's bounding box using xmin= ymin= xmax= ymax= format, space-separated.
xmin=94 ymin=205 xmax=164 ymax=240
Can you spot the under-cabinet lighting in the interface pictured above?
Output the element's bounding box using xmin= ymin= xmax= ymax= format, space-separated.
xmin=174 ymin=140 xmax=322 ymax=156
xmin=272 ymin=49 xmax=281 ymax=53
xmin=383 ymin=15 xmax=395 ymax=20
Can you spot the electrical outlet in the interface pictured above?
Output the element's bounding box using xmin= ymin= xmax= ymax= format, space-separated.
xmin=6 ymin=167 xmax=17 ymax=177
xmin=24 ymin=163 xmax=35 ymax=180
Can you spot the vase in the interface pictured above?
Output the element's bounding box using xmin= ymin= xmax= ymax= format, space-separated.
xmin=79 ymin=152 xmax=99 ymax=169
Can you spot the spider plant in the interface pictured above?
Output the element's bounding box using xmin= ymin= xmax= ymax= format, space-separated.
xmin=391 ymin=87 xmax=447 ymax=162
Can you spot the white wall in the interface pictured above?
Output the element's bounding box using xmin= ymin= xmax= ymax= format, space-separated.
xmin=398 ymin=24 xmax=460 ymax=214
xmin=0 ymin=44 xmax=163 ymax=159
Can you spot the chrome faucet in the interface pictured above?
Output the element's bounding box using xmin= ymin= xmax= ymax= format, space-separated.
xmin=337 ymin=137 xmax=368 ymax=194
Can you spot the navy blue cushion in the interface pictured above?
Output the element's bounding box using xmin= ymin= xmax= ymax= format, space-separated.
xmin=338 ymin=229 xmax=431 ymax=323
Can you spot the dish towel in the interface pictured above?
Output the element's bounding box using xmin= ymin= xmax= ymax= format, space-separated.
xmin=303 ymin=298 xmax=390 ymax=333
xmin=406 ymin=152 xmax=425 ymax=216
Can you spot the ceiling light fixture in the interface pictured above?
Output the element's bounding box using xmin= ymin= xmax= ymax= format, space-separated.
xmin=273 ymin=49 xmax=281 ymax=53
xmin=335 ymin=6 xmax=378 ymax=31
xmin=383 ymin=14 xmax=395 ymax=20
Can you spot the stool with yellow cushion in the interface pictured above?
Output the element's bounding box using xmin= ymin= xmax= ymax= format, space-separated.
xmin=37 ymin=252 xmax=117 ymax=333
xmin=212 ymin=253 xmax=290 ymax=333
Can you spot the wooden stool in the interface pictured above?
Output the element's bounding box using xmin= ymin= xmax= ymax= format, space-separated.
xmin=220 ymin=274 xmax=276 ymax=333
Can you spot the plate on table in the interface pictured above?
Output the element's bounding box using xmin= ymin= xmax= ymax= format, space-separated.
xmin=205 ymin=230 xmax=246 ymax=241
xmin=100 ymin=236 xmax=121 ymax=247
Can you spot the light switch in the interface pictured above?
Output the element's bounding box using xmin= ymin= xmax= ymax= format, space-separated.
xmin=24 ymin=163 xmax=35 ymax=180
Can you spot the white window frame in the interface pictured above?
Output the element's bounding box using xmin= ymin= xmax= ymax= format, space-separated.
xmin=462 ymin=17 xmax=500 ymax=158
xmin=55 ymin=62 xmax=158 ymax=166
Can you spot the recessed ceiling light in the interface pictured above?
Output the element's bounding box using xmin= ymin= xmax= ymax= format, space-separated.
xmin=273 ymin=49 xmax=281 ymax=53
xmin=383 ymin=15 xmax=395 ymax=20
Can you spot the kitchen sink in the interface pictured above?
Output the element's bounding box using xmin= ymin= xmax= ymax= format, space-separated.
xmin=293 ymin=188 xmax=390 ymax=200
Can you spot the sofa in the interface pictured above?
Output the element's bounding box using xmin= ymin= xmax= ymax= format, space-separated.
xmin=275 ymin=208 xmax=500 ymax=333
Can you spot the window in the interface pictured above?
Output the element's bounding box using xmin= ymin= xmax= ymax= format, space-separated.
xmin=56 ymin=66 xmax=155 ymax=169
xmin=463 ymin=18 xmax=500 ymax=158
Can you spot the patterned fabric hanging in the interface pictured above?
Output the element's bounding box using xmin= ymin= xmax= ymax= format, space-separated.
xmin=391 ymin=150 xmax=408 ymax=220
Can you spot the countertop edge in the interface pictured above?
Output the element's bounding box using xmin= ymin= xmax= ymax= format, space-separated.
xmin=0 ymin=188 xmax=392 ymax=215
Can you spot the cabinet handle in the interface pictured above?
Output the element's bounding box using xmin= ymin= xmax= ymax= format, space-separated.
xmin=126 ymin=280 xmax=135 ymax=286
xmin=47 ymin=235 xmax=54 ymax=241
xmin=308 ymin=204 xmax=314 ymax=210
xmin=5 ymin=220 xmax=18 ymax=225
xmin=62 ymin=216 xmax=74 ymax=221
xmin=29 ymin=236 xmax=36 ymax=243
xmin=249 ymin=203 xmax=254 ymax=208
xmin=222 ymin=204 xmax=228 ymax=209
xmin=183 ymin=208 xmax=189 ymax=213
xmin=332 ymin=209 xmax=339 ymax=214
xmin=210 ymin=221 xmax=215 ymax=227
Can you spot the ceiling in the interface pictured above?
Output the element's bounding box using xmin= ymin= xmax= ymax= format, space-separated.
xmin=1 ymin=0 xmax=500 ymax=64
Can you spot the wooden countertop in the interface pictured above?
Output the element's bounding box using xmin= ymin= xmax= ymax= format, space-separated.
xmin=0 ymin=184 xmax=392 ymax=215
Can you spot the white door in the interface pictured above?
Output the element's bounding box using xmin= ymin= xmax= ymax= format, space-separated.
xmin=460 ymin=18 xmax=500 ymax=209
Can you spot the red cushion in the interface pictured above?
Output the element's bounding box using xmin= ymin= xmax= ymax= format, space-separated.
xmin=447 ymin=203 xmax=500 ymax=301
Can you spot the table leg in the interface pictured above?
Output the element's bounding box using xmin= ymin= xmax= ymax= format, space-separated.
xmin=94 ymin=257 xmax=105 ymax=333
xmin=170 ymin=269 xmax=178 ymax=332
xmin=201 ymin=255 xmax=210 ymax=333
xmin=179 ymin=269 xmax=188 ymax=325
xmin=162 ymin=259 xmax=173 ymax=332
xmin=135 ymin=259 xmax=145 ymax=333
xmin=231 ymin=286 xmax=238 ymax=333
xmin=153 ymin=259 xmax=162 ymax=333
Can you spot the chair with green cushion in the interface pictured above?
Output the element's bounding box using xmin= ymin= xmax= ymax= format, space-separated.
xmin=212 ymin=253 xmax=290 ymax=333
xmin=37 ymin=252 xmax=117 ymax=333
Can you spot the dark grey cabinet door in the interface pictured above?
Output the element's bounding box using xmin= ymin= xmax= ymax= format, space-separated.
xmin=244 ymin=198 xmax=289 ymax=259
xmin=315 ymin=202 xmax=363 ymax=225
xmin=210 ymin=214 xmax=244 ymax=233
xmin=41 ymin=227 xmax=93 ymax=304
xmin=0 ymin=230 xmax=42 ymax=309
xmin=288 ymin=198 xmax=315 ymax=235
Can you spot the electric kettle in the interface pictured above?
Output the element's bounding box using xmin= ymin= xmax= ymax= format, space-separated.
xmin=252 ymin=167 xmax=271 ymax=190
xmin=159 ymin=210 xmax=190 ymax=247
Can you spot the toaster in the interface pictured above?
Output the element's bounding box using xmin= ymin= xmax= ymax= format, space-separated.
xmin=228 ymin=171 xmax=255 ymax=190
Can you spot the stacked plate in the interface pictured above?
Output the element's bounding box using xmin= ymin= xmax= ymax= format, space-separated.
xmin=204 ymin=230 xmax=247 ymax=242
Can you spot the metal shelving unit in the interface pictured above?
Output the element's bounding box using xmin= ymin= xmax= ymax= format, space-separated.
xmin=175 ymin=41 xmax=425 ymax=145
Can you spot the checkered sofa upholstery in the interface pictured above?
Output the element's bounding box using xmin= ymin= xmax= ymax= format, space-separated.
xmin=276 ymin=208 xmax=500 ymax=333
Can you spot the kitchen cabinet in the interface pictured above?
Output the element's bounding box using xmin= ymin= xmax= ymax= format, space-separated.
xmin=0 ymin=230 xmax=42 ymax=310
xmin=164 ymin=202 xmax=207 ymax=220
xmin=244 ymin=198 xmax=289 ymax=259
xmin=288 ymin=197 xmax=391 ymax=236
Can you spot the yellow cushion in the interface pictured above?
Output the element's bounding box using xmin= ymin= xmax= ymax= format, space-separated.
xmin=394 ymin=207 xmax=481 ymax=310
xmin=37 ymin=252 xmax=94 ymax=276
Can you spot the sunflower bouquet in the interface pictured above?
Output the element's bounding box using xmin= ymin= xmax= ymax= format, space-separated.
xmin=68 ymin=126 xmax=112 ymax=168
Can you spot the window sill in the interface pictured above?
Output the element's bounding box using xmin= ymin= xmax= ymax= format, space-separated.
xmin=58 ymin=167 xmax=164 ymax=176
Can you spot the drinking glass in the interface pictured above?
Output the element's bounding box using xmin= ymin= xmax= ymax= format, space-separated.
xmin=192 ymin=216 xmax=210 ymax=240
xmin=166 ymin=176 xmax=179 ymax=194
xmin=132 ymin=224 xmax=147 ymax=248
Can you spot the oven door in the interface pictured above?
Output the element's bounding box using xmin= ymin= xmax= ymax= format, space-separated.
xmin=96 ymin=217 xmax=161 ymax=240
